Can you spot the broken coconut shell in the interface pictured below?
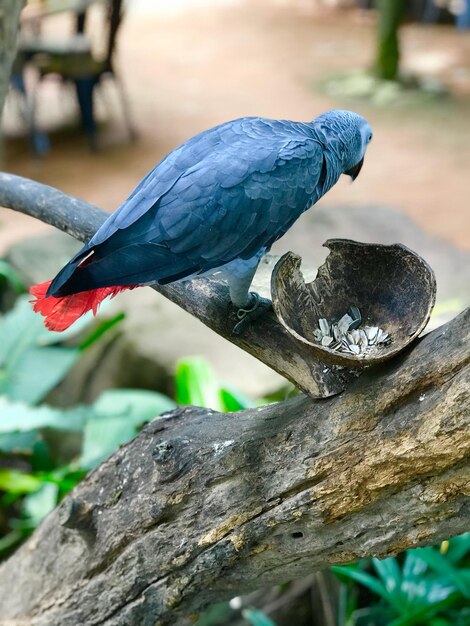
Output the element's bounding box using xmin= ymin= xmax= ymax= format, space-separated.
xmin=271 ymin=239 xmax=436 ymax=369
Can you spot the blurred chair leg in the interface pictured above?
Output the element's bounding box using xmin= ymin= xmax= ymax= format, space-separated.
xmin=113 ymin=72 xmax=138 ymax=142
xmin=423 ymin=0 xmax=441 ymax=23
xmin=74 ymin=77 xmax=98 ymax=151
xmin=10 ymin=72 xmax=50 ymax=158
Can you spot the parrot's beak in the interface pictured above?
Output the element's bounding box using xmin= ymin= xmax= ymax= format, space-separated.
xmin=345 ymin=157 xmax=364 ymax=181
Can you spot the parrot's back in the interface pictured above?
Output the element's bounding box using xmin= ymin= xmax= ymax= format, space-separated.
xmin=30 ymin=113 xmax=361 ymax=331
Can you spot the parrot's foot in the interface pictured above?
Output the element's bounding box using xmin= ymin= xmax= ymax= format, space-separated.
xmin=232 ymin=292 xmax=272 ymax=335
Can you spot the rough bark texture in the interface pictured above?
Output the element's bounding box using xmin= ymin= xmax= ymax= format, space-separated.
xmin=0 ymin=174 xmax=468 ymax=625
xmin=0 ymin=308 xmax=468 ymax=625
xmin=0 ymin=1 xmax=25 ymax=116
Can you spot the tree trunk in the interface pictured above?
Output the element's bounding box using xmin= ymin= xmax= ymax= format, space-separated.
xmin=0 ymin=0 xmax=25 ymax=164
xmin=0 ymin=175 xmax=468 ymax=625
xmin=374 ymin=0 xmax=405 ymax=81
xmin=0 ymin=308 xmax=467 ymax=625
xmin=0 ymin=1 xmax=25 ymax=116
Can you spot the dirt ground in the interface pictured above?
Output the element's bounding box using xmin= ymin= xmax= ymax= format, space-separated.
xmin=2 ymin=0 xmax=470 ymax=254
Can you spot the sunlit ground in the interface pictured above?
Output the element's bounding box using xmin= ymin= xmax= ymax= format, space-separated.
xmin=2 ymin=0 xmax=470 ymax=254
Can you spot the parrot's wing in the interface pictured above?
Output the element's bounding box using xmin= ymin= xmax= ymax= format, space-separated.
xmin=81 ymin=135 xmax=330 ymax=286
xmin=49 ymin=119 xmax=340 ymax=293
xmin=87 ymin=118 xmax=259 ymax=247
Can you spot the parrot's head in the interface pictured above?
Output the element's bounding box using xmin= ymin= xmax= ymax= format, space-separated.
xmin=313 ymin=110 xmax=373 ymax=181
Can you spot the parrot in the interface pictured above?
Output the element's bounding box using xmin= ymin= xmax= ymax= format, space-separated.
xmin=30 ymin=109 xmax=372 ymax=334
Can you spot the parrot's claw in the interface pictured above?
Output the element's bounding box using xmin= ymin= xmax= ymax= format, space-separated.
xmin=232 ymin=292 xmax=272 ymax=335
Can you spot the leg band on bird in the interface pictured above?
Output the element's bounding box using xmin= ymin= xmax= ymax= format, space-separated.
xmin=233 ymin=292 xmax=272 ymax=335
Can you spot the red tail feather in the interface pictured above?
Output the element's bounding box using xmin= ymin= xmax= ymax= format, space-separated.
xmin=29 ymin=280 xmax=132 ymax=332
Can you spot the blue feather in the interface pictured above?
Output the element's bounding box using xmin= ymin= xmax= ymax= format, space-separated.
xmin=47 ymin=111 xmax=372 ymax=298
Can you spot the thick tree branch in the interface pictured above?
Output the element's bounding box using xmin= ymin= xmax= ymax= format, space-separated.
xmin=0 ymin=172 xmax=356 ymax=397
xmin=0 ymin=173 xmax=468 ymax=625
xmin=0 ymin=304 xmax=468 ymax=625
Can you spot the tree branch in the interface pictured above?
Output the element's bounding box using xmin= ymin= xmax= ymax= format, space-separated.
xmin=0 ymin=173 xmax=469 ymax=625
xmin=0 ymin=172 xmax=356 ymax=398
xmin=0 ymin=303 xmax=468 ymax=625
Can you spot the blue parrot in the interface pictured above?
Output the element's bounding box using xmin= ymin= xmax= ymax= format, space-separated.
xmin=31 ymin=109 xmax=373 ymax=333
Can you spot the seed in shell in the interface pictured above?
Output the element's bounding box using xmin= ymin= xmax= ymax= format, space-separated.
xmin=319 ymin=318 xmax=330 ymax=336
xmin=313 ymin=307 xmax=392 ymax=357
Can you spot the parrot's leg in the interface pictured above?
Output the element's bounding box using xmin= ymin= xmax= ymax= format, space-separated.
xmin=226 ymin=262 xmax=271 ymax=335
xmin=232 ymin=292 xmax=272 ymax=335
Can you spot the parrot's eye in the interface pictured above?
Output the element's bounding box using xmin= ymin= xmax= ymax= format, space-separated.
xmin=368 ymin=133 xmax=373 ymax=143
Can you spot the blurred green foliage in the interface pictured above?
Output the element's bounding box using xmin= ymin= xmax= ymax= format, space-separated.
xmin=242 ymin=608 xmax=277 ymax=626
xmin=375 ymin=0 xmax=405 ymax=81
xmin=0 ymin=259 xmax=25 ymax=295
xmin=332 ymin=535 xmax=470 ymax=626
xmin=0 ymin=291 xmax=175 ymax=557
xmin=175 ymin=356 xmax=257 ymax=412
xmin=0 ymin=295 xmax=260 ymax=560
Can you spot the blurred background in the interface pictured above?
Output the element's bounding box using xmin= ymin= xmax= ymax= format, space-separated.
xmin=0 ymin=2 xmax=469 ymax=625
xmin=1 ymin=0 xmax=470 ymax=394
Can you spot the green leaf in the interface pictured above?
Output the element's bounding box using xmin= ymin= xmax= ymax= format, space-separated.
xmin=0 ymin=469 xmax=42 ymax=494
xmin=78 ymin=312 xmax=125 ymax=351
xmin=220 ymin=386 xmax=255 ymax=411
xmin=0 ymin=296 xmax=120 ymax=405
xmin=416 ymin=548 xmax=470 ymax=599
xmin=175 ymin=358 xmax=223 ymax=411
xmin=50 ymin=469 xmax=86 ymax=495
xmin=446 ymin=533 xmax=470 ymax=564
xmin=351 ymin=605 xmax=395 ymax=625
xmin=373 ymin=556 xmax=403 ymax=592
xmin=402 ymin=551 xmax=428 ymax=585
xmin=80 ymin=415 xmax=136 ymax=470
xmin=388 ymin=594 xmax=459 ymax=626
xmin=0 ymin=397 xmax=88 ymax=434
xmin=4 ymin=345 xmax=79 ymax=405
xmin=0 ymin=530 xmax=24 ymax=558
xmin=0 ymin=260 xmax=25 ymax=293
xmin=331 ymin=565 xmax=397 ymax=607
xmin=0 ymin=297 xmax=81 ymax=404
xmin=0 ymin=296 xmax=52 ymax=363
xmin=22 ymin=482 xmax=58 ymax=527
xmin=0 ymin=430 xmax=41 ymax=453
xmin=242 ymin=608 xmax=277 ymax=626
xmin=93 ymin=388 xmax=175 ymax=426
xmin=372 ymin=557 xmax=405 ymax=609
xmin=80 ymin=389 xmax=176 ymax=470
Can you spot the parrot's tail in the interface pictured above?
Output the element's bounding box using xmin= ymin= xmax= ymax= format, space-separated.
xmin=29 ymin=280 xmax=134 ymax=332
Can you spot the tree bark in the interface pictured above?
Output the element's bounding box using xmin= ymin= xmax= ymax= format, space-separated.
xmin=0 ymin=1 xmax=25 ymax=118
xmin=0 ymin=304 xmax=467 ymax=625
xmin=0 ymin=175 xmax=468 ymax=625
